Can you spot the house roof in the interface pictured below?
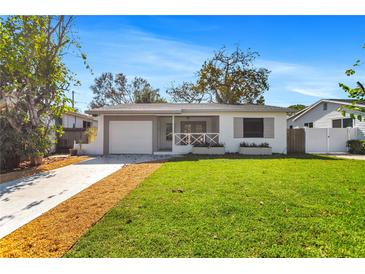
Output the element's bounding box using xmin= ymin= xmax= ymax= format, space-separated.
xmin=86 ymin=103 xmax=292 ymax=115
xmin=65 ymin=111 xmax=97 ymax=121
xmin=325 ymin=99 xmax=365 ymax=105
xmin=288 ymin=99 xmax=365 ymax=122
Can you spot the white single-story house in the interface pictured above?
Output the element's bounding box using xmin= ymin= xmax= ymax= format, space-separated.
xmin=60 ymin=112 xmax=98 ymax=129
xmin=77 ymin=103 xmax=291 ymax=155
xmin=287 ymin=99 xmax=365 ymax=139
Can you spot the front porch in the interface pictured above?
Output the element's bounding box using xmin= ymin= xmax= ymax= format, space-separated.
xmin=156 ymin=115 xmax=220 ymax=153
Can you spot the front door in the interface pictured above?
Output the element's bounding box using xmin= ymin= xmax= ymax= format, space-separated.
xmin=159 ymin=119 xmax=173 ymax=151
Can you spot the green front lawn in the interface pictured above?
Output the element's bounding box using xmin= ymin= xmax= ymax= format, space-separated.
xmin=66 ymin=155 xmax=365 ymax=258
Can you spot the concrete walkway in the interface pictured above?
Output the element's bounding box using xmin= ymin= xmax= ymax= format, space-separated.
xmin=0 ymin=155 xmax=169 ymax=239
xmin=329 ymin=154 xmax=365 ymax=160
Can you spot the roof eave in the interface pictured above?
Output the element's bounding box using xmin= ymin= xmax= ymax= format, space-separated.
xmin=86 ymin=108 xmax=291 ymax=115
xmin=85 ymin=109 xmax=183 ymax=115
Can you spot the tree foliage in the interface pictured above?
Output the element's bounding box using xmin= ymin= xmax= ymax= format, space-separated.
xmin=339 ymin=44 xmax=365 ymax=121
xmin=89 ymin=73 xmax=166 ymax=108
xmin=0 ymin=16 xmax=86 ymax=163
xmin=167 ymin=46 xmax=270 ymax=104
xmin=288 ymin=104 xmax=306 ymax=112
xmin=167 ymin=81 xmax=206 ymax=103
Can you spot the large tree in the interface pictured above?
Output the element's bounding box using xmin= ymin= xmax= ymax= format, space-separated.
xmin=89 ymin=73 xmax=165 ymax=108
xmin=0 ymin=16 xmax=87 ymax=167
xmin=288 ymin=104 xmax=307 ymax=112
xmin=131 ymin=77 xmax=166 ymax=103
xmin=339 ymin=44 xmax=365 ymax=120
xmin=167 ymin=46 xmax=270 ymax=104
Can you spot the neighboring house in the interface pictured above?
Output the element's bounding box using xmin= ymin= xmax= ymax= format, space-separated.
xmin=76 ymin=103 xmax=291 ymax=155
xmin=287 ymin=99 xmax=365 ymax=138
xmin=60 ymin=112 xmax=98 ymax=129
xmin=56 ymin=112 xmax=98 ymax=152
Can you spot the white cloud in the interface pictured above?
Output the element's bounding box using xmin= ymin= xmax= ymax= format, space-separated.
xmin=73 ymin=26 xmax=351 ymax=111
xmin=81 ymin=28 xmax=212 ymax=82
xmin=258 ymin=58 xmax=347 ymax=104
xmin=257 ymin=60 xmax=310 ymax=75
xmin=287 ymin=87 xmax=337 ymax=98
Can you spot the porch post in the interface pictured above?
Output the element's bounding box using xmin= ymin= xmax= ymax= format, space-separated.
xmin=172 ymin=115 xmax=175 ymax=148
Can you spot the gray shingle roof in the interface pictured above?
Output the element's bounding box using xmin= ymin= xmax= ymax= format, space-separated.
xmin=86 ymin=103 xmax=292 ymax=114
xmin=325 ymin=99 xmax=365 ymax=106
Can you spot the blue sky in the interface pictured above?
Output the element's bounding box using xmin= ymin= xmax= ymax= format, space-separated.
xmin=65 ymin=16 xmax=365 ymax=112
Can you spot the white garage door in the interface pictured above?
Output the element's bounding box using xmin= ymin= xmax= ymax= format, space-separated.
xmin=109 ymin=121 xmax=153 ymax=154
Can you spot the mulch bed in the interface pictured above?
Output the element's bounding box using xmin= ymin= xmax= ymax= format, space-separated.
xmin=0 ymin=162 xmax=162 ymax=258
xmin=0 ymin=155 xmax=89 ymax=184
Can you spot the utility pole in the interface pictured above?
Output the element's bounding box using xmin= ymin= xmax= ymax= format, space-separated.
xmin=72 ymin=91 xmax=76 ymax=128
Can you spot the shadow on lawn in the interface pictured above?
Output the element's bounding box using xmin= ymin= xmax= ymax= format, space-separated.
xmin=165 ymin=153 xmax=341 ymax=163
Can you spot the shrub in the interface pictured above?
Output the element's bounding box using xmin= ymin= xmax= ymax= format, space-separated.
xmin=193 ymin=142 xmax=224 ymax=148
xmin=259 ymin=142 xmax=270 ymax=148
xmin=0 ymin=118 xmax=22 ymax=172
xmin=347 ymin=140 xmax=365 ymax=154
xmin=85 ymin=127 xmax=97 ymax=143
xmin=240 ymin=142 xmax=271 ymax=148
xmin=240 ymin=142 xmax=251 ymax=147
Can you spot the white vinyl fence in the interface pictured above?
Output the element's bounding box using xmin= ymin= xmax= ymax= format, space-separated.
xmin=305 ymin=128 xmax=360 ymax=153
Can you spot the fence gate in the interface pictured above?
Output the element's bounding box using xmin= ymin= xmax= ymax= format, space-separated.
xmin=305 ymin=128 xmax=358 ymax=153
xmin=287 ymin=128 xmax=305 ymax=153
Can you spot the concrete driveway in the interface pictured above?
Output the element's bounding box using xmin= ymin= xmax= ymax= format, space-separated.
xmin=0 ymin=155 xmax=169 ymax=239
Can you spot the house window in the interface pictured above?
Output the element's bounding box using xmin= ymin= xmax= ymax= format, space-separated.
xmin=304 ymin=122 xmax=313 ymax=128
xmin=166 ymin=123 xmax=172 ymax=141
xmin=243 ymin=118 xmax=263 ymax=138
xmin=55 ymin=117 xmax=63 ymax=126
xmin=323 ymin=102 xmax=328 ymax=111
xmin=332 ymin=118 xmax=353 ymax=128
xmin=342 ymin=118 xmax=353 ymax=128
xmin=83 ymin=121 xmax=91 ymax=128
xmin=332 ymin=119 xmax=342 ymax=128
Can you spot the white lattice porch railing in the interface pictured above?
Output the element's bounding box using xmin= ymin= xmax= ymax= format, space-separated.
xmin=174 ymin=133 xmax=220 ymax=145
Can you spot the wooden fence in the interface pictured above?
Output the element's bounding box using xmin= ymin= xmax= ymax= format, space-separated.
xmin=287 ymin=128 xmax=305 ymax=153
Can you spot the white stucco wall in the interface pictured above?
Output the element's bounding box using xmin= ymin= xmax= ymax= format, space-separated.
xmin=173 ymin=111 xmax=287 ymax=154
xmin=288 ymin=101 xmax=365 ymax=138
xmin=219 ymin=112 xmax=288 ymax=154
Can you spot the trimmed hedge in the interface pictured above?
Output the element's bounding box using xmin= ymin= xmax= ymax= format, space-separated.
xmin=347 ymin=140 xmax=365 ymax=154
